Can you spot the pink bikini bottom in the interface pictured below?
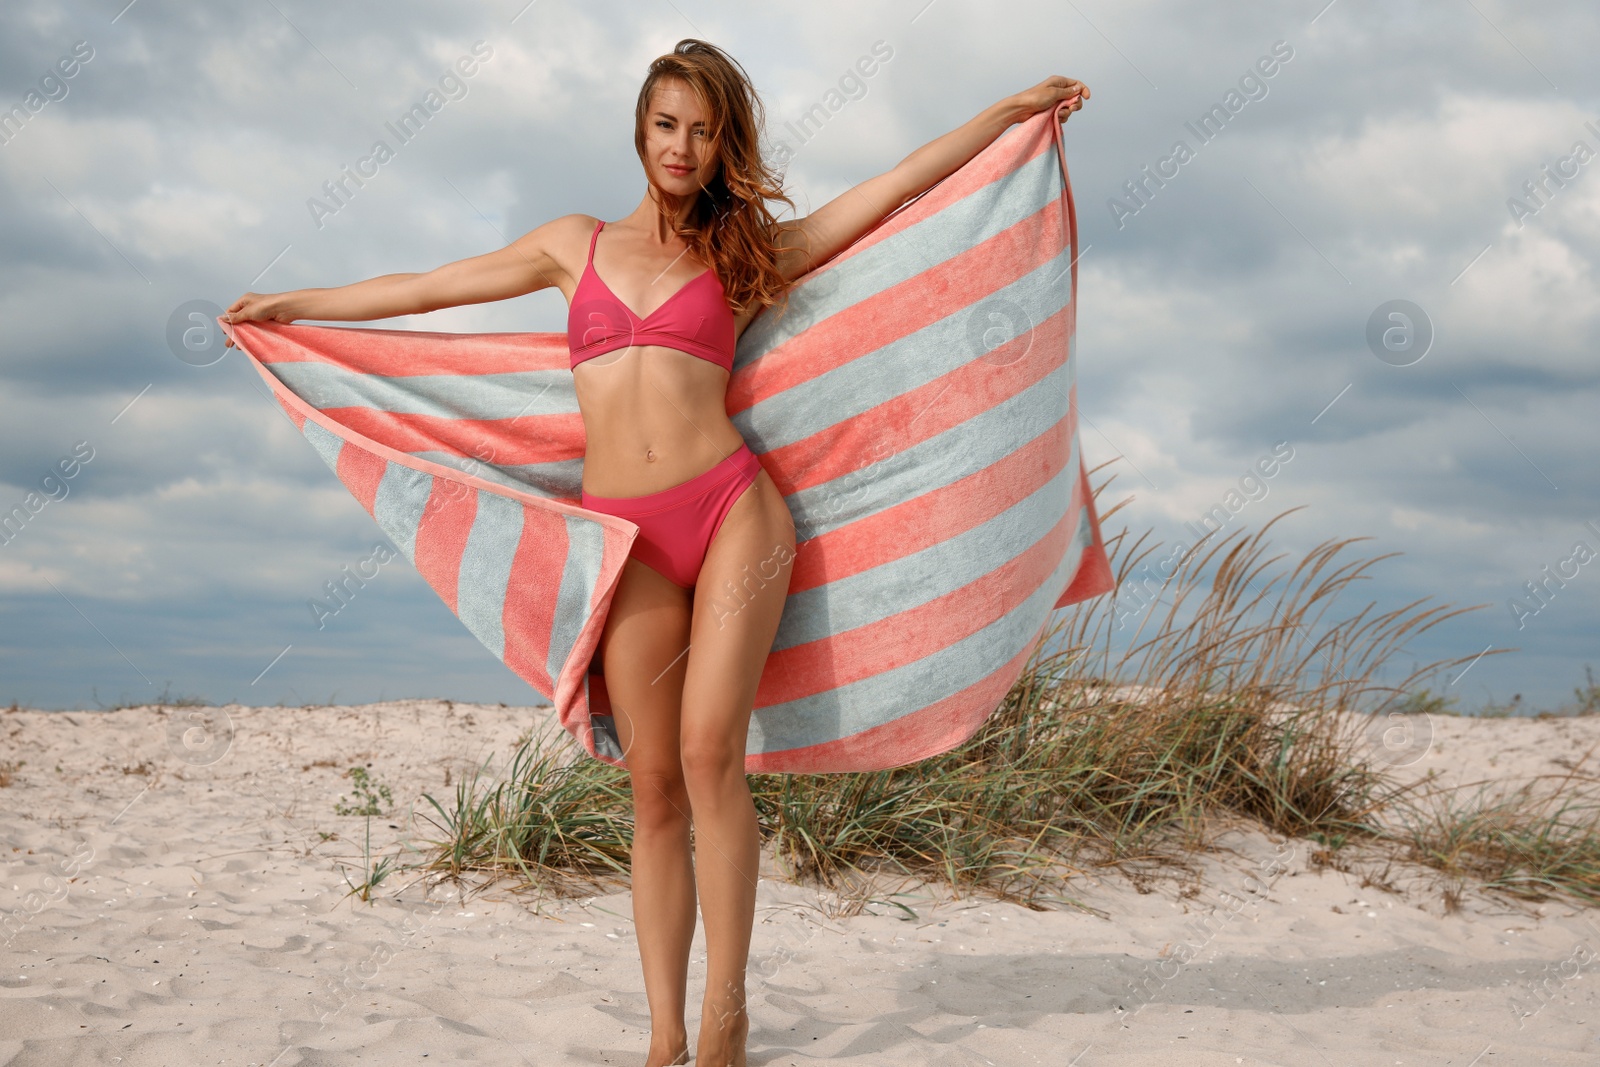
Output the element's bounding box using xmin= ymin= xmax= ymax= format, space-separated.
xmin=580 ymin=442 xmax=764 ymax=589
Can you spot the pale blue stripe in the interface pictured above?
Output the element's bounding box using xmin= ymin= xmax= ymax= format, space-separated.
xmin=266 ymin=365 xmax=577 ymax=421
xmin=1071 ymin=491 xmax=1098 ymax=558
xmin=590 ymin=708 xmax=624 ymax=760
xmin=546 ymin=513 xmax=610 ymax=683
xmin=747 ymin=537 xmax=1083 ymax=755
xmin=410 ymin=452 xmax=583 ymax=499
xmin=370 ymin=461 xmax=433 ymax=561
xmin=300 ymin=417 xmax=346 ymax=474
xmin=455 ymin=490 xmax=524 ymax=659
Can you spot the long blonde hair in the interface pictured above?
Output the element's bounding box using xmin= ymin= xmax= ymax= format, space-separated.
xmin=633 ymin=39 xmax=794 ymax=317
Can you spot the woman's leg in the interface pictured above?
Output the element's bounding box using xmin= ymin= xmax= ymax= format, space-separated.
xmin=602 ymin=557 xmax=696 ymax=1067
xmin=680 ymin=468 xmax=797 ymax=1066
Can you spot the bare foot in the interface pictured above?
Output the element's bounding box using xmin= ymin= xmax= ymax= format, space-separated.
xmin=695 ymin=1000 xmax=749 ymax=1067
xmin=644 ymin=1031 xmax=689 ymax=1066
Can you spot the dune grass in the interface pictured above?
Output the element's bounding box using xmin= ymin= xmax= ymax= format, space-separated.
xmin=418 ymin=724 xmax=636 ymax=899
xmin=406 ymin=469 xmax=1600 ymax=911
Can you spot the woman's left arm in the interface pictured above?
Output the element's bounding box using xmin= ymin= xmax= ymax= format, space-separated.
xmin=773 ymin=76 xmax=1089 ymax=281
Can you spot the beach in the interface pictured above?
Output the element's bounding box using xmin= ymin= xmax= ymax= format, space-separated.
xmin=3 ymin=700 xmax=1598 ymax=1065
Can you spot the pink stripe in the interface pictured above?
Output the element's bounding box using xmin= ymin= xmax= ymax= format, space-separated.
xmin=412 ymin=481 xmax=479 ymax=614
xmin=335 ymin=445 xmax=387 ymax=518
xmin=227 ymin=320 xmax=570 ymax=376
xmin=274 ymin=388 xmax=308 ymax=431
xmin=321 ymin=407 xmax=587 ymax=468
xmin=501 ymin=508 xmax=567 ymax=696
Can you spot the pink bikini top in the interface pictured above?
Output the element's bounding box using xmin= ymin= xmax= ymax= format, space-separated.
xmin=567 ymin=220 xmax=736 ymax=372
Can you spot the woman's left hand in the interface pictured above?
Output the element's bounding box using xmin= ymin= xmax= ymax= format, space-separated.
xmin=1011 ymin=76 xmax=1090 ymax=125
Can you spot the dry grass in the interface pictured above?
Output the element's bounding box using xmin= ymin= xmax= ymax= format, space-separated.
xmin=416 ymin=727 xmax=636 ymax=899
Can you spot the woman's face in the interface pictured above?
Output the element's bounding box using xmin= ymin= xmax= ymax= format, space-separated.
xmin=643 ymin=77 xmax=719 ymax=195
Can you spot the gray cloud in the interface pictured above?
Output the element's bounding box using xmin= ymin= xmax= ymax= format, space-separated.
xmin=1 ymin=0 xmax=1595 ymax=713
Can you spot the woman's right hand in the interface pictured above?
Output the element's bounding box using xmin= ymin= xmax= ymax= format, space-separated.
xmin=222 ymin=291 xmax=296 ymax=348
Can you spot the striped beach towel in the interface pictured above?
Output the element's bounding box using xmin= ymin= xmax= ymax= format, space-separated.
xmin=220 ymin=108 xmax=1113 ymax=772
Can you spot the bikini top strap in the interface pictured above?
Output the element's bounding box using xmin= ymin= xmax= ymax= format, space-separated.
xmin=587 ymin=220 xmax=603 ymax=267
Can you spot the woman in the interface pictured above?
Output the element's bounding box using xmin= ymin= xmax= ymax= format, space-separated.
xmin=227 ymin=39 xmax=1087 ymax=1067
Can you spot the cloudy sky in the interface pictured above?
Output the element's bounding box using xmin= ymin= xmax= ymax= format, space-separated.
xmin=2 ymin=0 xmax=1595 ymax=715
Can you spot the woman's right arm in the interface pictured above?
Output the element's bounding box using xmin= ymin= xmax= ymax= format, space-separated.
xmin=224 ymin=214 xmax=582 ymax=345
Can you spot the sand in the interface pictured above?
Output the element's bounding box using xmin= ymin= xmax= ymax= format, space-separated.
xmin=3 ymin=700 xmax=1599 ymax=1065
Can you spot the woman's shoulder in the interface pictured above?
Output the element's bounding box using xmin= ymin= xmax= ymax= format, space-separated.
xmin=518 ymin=212 xmax=603 ymax=245
xmin=514 ymin=214 xmax=604 ymax=281
xmin=543 ymin=213 xmax=604 ymax=240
